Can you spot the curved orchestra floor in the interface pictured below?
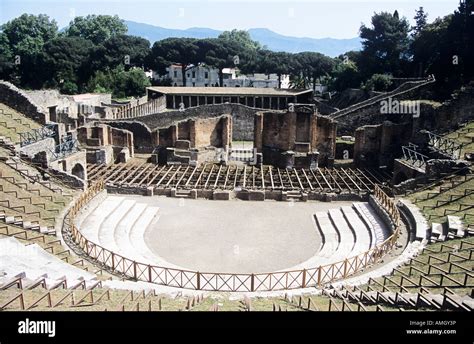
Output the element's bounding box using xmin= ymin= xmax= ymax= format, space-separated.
xmin=141 ymin=197 xmax=352 ymax=273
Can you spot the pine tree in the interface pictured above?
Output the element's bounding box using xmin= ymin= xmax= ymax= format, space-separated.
xmin=412 ymin=7 xmax=428 ymax=36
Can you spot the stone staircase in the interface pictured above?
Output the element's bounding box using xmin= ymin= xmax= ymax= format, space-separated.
xmin=325 ymin=287 xmax=473 ymax=311
xmin=0 ymin=210 xmax=54 ymax=234
xmin=330 ymin=76 xmax=435 ymax=120
xmin=0 ymin=236 xmax=99 ymax=289
xmin=0 ymin=104 xmax=42 ymax=144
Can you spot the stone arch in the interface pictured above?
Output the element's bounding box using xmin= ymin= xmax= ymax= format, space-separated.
xmin=71 ymin=163 xmax=85 ymax=180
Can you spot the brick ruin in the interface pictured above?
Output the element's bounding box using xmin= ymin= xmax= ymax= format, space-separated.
xmin=354 ymin=121 xmax=413 ymax=169
xmin=254 ymin=104 xmax=336 ymax=168
xmin=77 ymin=123 xmax=134 ymax=164
xmin=6 ymin=78 xmax=473 ymax=193
xmin=151 ymin=115 xmax=232 ymax=165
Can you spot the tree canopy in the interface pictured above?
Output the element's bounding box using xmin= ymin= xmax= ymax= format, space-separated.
xmin=64 ymin=15 xmax=127 ymax=45
xmin=148 ymin=38 xmax=199 ymax=86
xmin=358 ymin=11 xmax=411 ymax=78
xmin=40 ymin=36 xmax=95 ymax=93
xmin=0 ymin=5 xmax=472 ymax=99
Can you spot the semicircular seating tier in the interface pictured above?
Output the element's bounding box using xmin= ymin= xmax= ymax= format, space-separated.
xmin=288 ymin=202 xmax=392 ymax=270
xmin=77 ymin=195 xmax=392 ymax=273
xmin=0 ymin=236 xmax=98 ymax=289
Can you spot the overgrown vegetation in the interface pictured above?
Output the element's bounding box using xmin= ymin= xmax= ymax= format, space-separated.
xmin=0 ymin=1 xmax=472 ymax=98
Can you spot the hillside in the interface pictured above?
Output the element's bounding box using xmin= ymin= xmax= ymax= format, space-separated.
xmin=124 ymin=21 xmax=361 ymax=57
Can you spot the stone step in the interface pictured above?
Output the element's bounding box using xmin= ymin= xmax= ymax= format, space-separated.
xmin=340 ymin=205 xmax=374 ymax=248
xmin=0 ymin=237 xmax=95 ymax=285
xmin=79 ymin=196 xmax=125 ymax=244
xmin=398 ymin=199 xmax=430 ymax=241
xmin=328 ymin=208 xmax=355 ymax=254
xmin=430 ymin=222 xmax=447 ymax=242
xmin=129 ymin=206 xmax=160 ymax=264
xmin=447 ymin=215 xmax=465 ymax=238
xmin=353 ymin=202 xmax=389 ymax=244
xmin=114 ymin=202 xmax=148 ymax=261
xmin=98 ymin=199 xmax=137 ymax=251
xmin=314 ymin=212 xmax=340 ymax=259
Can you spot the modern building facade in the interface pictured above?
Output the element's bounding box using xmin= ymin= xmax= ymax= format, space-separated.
xmin=157 ymin=64 xmax=290 ymax=89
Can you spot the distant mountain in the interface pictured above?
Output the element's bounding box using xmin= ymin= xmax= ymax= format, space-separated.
xmin=125 ymin=20 xmax=221 ymax=42
xmin=247 ymin=28 xmax=361 ymax=57
xmin=124 ymin=20 xmax=361 ymax=57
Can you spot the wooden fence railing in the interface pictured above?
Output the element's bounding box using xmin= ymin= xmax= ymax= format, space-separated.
xmin=65 ymin=181 xmax=401 ymax=292
xmin=113 ymin=98 xmax=164 ymax=119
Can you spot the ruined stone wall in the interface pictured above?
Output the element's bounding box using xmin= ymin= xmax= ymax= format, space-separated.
xmin=354 ymin=125 xmax=381 ymax=167
xmin=255 ymin=108 xmax=335 ymax=168
xmin=354 ymin=121 xmax=412 ymax=168
xmin=102 ymin=121 xmax=153 ymax=153
xmin=258 ymin=111 xmax=292 ymax=151
xmin=158 ymin=115 xmax=231 ymax=149
xmin=77 ymin=123 xmax=134 ymax=161
xmin=110 ymin=127 xmax=134 ymax=156
xmin=19 ymin=138 xmax=56 ymax=160
xmin=178 ymin=120 xmax=191 ymax=140
xmin=336 ymin=85 xmax=474 ymax=136
xmin=0 ymin=81 xmax=48 ymax=124
xmin=158 ymin=127 xmax=175 ymax=147
xmin=25 ymin=90 xmax=78 ymax=117
xmin=193 ymin=117 xmax=226 ymax=148
xmin=48 ymin=150 xmax=88 ymax=181
xmin=24 ymin=90 xmax=112 ymax=119
xmin=425 ymin=86 xmax=474 ymax=132
xmin=117 ymin=103 xmax=258 ymax=141
xmin=314 ymin=116 xmax=337 ymax=165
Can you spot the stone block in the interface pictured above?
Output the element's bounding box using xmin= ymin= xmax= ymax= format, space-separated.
xmin=146 ymin=186 xmax=154 ymax=196
xmin=248 ymin=190 xmax=265 ymax=201
xmin=213 ymin=190 xmax=230 ymax=200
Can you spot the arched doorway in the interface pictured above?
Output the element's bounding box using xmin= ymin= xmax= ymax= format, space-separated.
xmin=71 ymin=163 xmax=85 ymax=180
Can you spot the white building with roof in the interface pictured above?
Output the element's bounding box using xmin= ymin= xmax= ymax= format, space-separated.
xmin=157 ymin=64 xmax=290 ymax=89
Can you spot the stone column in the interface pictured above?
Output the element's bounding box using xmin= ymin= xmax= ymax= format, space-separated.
xmin=171 ymin=125 xmax=178 ymax=146
xmin=310 ymin=113 xmax=318 ymax=151
xmin=254 ymin=113 xmax=264 ymax=152
xmin=222 ymin=115 xmax=232 ymax=148
xmin=288 ymin=112 xmax=297 ymax=151
xmin=282 ymin=151 xmax=295 ymax=169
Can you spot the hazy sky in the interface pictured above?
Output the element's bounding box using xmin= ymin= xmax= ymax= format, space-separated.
xmin=0 ymin=0 xmax=460 ymax=38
